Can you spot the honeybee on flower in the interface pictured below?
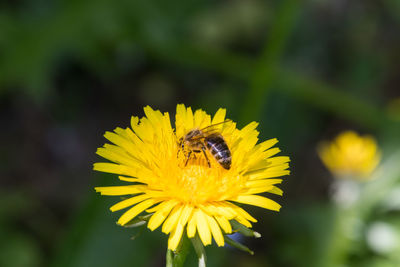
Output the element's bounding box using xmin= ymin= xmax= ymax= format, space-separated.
xmin=178 ymin=120 xmax=232 ymax=170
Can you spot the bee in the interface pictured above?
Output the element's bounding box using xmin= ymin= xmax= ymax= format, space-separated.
xmin=178 ymin=120 xmax=232 ymax=170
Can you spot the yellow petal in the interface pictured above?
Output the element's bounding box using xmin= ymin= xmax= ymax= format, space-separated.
xmin=96 ymin=147 xmax=139 ymax=167
xmin=110 ymin=194 xmax=150 ymax=212
xmin=264 ymin=147 xmax=281 ymax=158
xmin=168 ymin=219 xmax=185 ymax=251
xmin=175 ymin=104 xmax=187 ymax=138
xmin=186 ymin=106 xmax=194 ymax=124
xmin=267 ymin=156 xmax=291 ymax=166
xmin=176 ymin=104 xmax=187 ymax=119
xmin=103 ymin=131 xmax=136 ymax=154
xmin=144 ymin=106 xmax=163 ymax=126
xmin=245 ymin=179 xmax=282 ymax=188
xmin=131 ymin=118 xmax=152 ymax=142
xmin=167 ymin=205 xmax=193 ymax=250
xmin=194 ymin=109 xmax=210 ymax=129
xmin=179 ymin=205 xmax=194 ymax=229
xmin=202 ymin=203 xmax=235 ymax=220
xmin=196 ymin=210 xmax=212 ymax=246
xmin=268 ymin=186 xmax=283 ymax=196
xmin=231 ymin=195 xmax=281 ymax=211
xmin=95 ymin=185 xmax=145 ymax=196
xmin=118 ymin=176 xmax=138 ymax=182
xmin=212 ymin=108 xmax=226 ymax=124
xmin=147 ymin=200 xmax=179 ymax=231
xmin=225 ymin=202 xmax=257 ymax=223
xmin=93 ymin=162 xmax=135 ymax=176
xmin=235 ymin=215 xmax=252 ymax=228
xmin=240 ymin=122 xmax=259 ymax=137
xmin=244 ymin=185 xmax=275 ymax=195
xmin=214 ymin=216 xmax=232 ymax=234
xmin=118 ymin=199 xmax=159 ymax=225
xmin=130 ymin=116 xmax=139 ymax=129
xmin=187 ymin=213 xmax=197 ymax=238
xmin=162 ymin=205 xmax=183 ymax=234
xmin=257 ymin=138 xmax=278 ymax=151
xmin=267 ymin=164 xmax=290 ymax=172
xmin=205 ymin=215 xmax=224 ymax=247
xmin=248 ymin=170 xmax=290 ymax=180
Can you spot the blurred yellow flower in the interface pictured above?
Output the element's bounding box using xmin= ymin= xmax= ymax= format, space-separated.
xmin=318 ymin=131 xmax=381 ymax=179
xmin=94 ymin=104 xmax=290 ymax=251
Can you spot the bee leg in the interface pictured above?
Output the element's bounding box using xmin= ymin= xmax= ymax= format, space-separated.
xmin=201 ymin=146 xmax=211 ymax=168
xmin=177 ymin=138 xmax=184 ymax=158
xmin=192 ymin=150 xmax=201 ymax=159
xmin=184 ymin=151 xmax=192 ymax=167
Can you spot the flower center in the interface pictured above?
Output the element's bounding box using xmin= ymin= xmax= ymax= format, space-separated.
xmin=160 ymin=153 xmax=244 ymax=205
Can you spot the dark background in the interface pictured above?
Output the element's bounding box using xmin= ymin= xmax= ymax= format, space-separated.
xmin=1 ymin=0 xmax=400 ymax=266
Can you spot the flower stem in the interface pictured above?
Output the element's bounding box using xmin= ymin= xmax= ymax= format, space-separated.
xmin=166 ymin=249 xmax=173 ymax=267
xmin=165 ymin=235 xmax=190 ymax=267
xmin=190 ymin=234 xmax=207 ymax=267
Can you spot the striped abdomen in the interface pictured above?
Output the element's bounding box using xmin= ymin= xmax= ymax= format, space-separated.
xmin=205 ymin=134 xmax=231 ymax=170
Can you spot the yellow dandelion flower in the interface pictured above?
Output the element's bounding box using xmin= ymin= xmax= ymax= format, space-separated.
xmin=318 ymin=131 xmax=381 ymax=179
xmin=94 ymin=104 xmax=290 ymax=251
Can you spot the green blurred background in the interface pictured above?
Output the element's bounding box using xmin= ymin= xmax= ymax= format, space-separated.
xmin=1 ymin=0 xmax=400 ymax=266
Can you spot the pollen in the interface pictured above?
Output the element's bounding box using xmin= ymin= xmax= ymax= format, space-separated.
xmin=169 ymin=163 xmax=245 ymax=204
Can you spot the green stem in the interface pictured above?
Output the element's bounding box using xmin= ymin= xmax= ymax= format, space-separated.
xmin=318 ymin=207 xmax=354 ymax=267
xmin=165 ymin=235 xmax=190 ymax=267
xmin=166 ymin=249 xmax=173 ymax=267
xmin=190 ymin=234 xmax=207 ymax=267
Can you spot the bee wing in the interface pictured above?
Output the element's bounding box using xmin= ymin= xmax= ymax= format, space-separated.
xmin=189 ymin=120 xmax=232 ymax=140
xmin=201 ymin=119 xmax=232 ymax=131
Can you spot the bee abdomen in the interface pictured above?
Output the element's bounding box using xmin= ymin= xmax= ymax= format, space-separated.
xmin=205 ymin=136 xmax=231 ymax=170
